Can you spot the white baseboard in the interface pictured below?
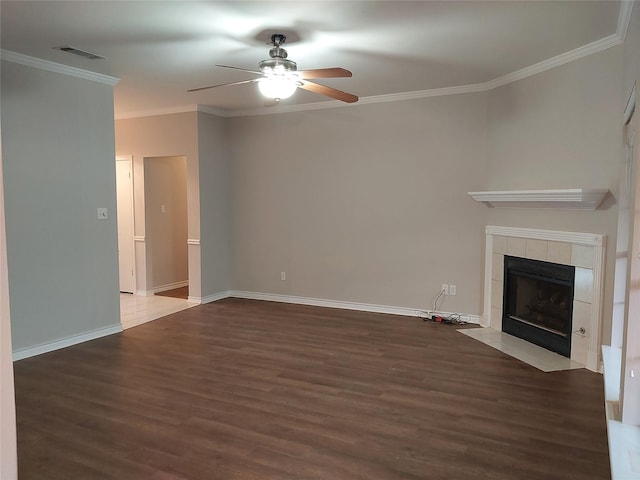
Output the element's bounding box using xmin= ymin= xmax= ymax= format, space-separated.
xmin=135 ymin=289 xmax=154 ymax=297
xmin=153 ymin=281 xmax=188 ymax=294
xmin=228 ymin=290 xmax=481 ymax=323
xmin=192 ymin=290 xmax=232 ymax=305
xmin=13 ymin=323 xmax=123 ymax=361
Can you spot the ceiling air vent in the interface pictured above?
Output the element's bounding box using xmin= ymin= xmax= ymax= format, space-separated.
xmin=55 ymin=45 xmax=105 ymax=60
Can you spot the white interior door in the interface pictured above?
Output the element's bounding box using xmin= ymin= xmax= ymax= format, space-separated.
xmin=116 ymin=156 xmax=135 ymax=293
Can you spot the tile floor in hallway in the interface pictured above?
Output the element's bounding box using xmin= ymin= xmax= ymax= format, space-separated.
xmin=119 ymin=293 xmax=197 ymax=329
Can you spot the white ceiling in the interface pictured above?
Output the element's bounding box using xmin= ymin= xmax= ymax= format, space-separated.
xmin=0 ymin=1 xmax=625 ymax=117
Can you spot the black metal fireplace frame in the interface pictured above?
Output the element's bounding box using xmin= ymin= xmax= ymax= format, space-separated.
xmin=502 ymin=256 xmax=575 ymax=358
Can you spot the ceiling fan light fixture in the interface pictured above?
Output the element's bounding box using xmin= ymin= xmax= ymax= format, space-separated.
xmin=258 ymin=76 xmax=298 ymax=100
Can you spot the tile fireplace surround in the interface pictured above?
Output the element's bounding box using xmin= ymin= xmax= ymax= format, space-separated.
xmin=483 ymin=226 xmax=606 ymax=372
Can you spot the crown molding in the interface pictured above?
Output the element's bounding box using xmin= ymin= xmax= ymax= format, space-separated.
xmin=115 ymin=103 xmax=229 ymax=120
xmin=197 ymin=104 xmax=229 ymax=117
xmin=484 ymin=34 xmax=621 ymax=91
xmin=225 ymin=83 xmax=488 ymax=118
xmin=116 ymin=104 xmax=198 ymax=120
xmin=0 ymin=49 xmax=119 ymax=86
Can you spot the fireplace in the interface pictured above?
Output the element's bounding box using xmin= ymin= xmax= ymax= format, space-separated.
xmin=502 ymin=256 xmax=575 ymax=357
xmin=484 ymin=226 xmax=605 ymax=371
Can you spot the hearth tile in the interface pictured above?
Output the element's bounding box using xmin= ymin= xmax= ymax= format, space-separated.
xmin=572 ymin=245 xmax=595 ymax=269
xmin=547 ymin=241 xmax=572 ymax=265
xmin=492 ymin=253 xmax=504 ymax=282
xmin=525 ymin=239 xmax=547 ymax=261
xmin=574 ymin=267 xmax=594 ymax=303
xmin=506 ymin=237 xmax=526 ymax=257
xmin=493 ymin=235 xmax=507 ymax=254
xmin=572 ymin=300 xmax=591 ymax=338
xmin=491 ymin=306 xmax=502 ymax=330
xmin=491 ymin=279 xmax=503 ymax=311
xmin=458 ymin=327 xmax=584 ymax=372
xmin=571 ymin=333 xmax=589 ymax=365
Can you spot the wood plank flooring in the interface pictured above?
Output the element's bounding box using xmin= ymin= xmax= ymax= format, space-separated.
xmin=155 ymin=286 xmax=189 ymax=299
xmin=14 ymin=298 xmax=610 ymax=479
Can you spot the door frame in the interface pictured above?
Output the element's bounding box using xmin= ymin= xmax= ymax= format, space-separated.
xmin=116 ymin=155 xmax=136 ymax=294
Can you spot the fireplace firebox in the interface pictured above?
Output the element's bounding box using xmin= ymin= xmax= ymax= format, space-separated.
xmin=502 ymin=256 xmax=575 ymax=357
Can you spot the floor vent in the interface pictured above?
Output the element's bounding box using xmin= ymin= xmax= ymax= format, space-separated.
xmin=55 ymin=45 xmax=104 ymax=60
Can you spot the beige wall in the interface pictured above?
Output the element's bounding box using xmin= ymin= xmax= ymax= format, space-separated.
xmin=229 ymin=94 xmax=489 ymax=313
xmin=197 ymin=112 xmax=232 ymax=297
xmin=145 ymin=155 xmax=188 ymax=290
xmin=227 ymin=45 xmax=626 ymax=335
xmin=485 ymin=47 xmax=623 ymax=344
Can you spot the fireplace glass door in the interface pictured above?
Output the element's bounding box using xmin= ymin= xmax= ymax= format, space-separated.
xmin=502 ymin=256 xmax=575 ymax=357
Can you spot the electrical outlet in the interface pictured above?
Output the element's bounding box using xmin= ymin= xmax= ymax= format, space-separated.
xmin=281 ymin=272 xmax=286 ymax=281
xmin=449 ymin=284 xmax=457 ymax=296
xmin=441 ymin=284 xmax=449 ymax=295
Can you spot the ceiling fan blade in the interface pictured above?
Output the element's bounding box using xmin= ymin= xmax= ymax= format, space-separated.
xmin=215 ymin=64 xmax=263 ymax=76
xmin=187 ymin=78 xmax=259 ymax=93
xmin=298 ymin=80 xmax=358 ymax=103
xmin=297 ymin=68 xmax=352 ymax=79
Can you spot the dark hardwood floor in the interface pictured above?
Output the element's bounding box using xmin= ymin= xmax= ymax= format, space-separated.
xmin=155 ymin=286 xmax=189 ymax=299
xmin=14 ymin=298 xmax=610 ymax=479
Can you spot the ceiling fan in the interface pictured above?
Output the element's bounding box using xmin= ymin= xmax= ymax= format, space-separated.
xmin=188 ymin=34 xmax=358 ymax=104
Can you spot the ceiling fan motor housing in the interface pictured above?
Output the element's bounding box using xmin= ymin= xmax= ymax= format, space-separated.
xmin=259 ymin=57 xmax=297 ymax=72
xmin=259 ymin=40 xmax=297 ymax=73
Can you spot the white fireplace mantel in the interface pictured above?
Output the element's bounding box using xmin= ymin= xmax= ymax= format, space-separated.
xmin=468 ymin=188 xmax=609 ymax=210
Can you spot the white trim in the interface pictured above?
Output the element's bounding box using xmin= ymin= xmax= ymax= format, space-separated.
xmin=227 ymin=83 xmax=487 ymax=118
xmin=229 ymin=290 xmax=480 ymax=322
xmin=624 ymin=83 xmax=636 ymax=125
xmin=187 ymin=238 xmax=200 ymax=245
xmin=617 ymin=0 xmax=635 ymax=43
xmin=468 ymin=188 xmax=609 ymax=210
xmin=482 ymin=233 xmax=494 ymax=328
xmin=115 ymin=104 xmax=228 ymax=120
xmin=116 ymin=104 xmax=198 ymax=120
xmin=186 ymin=289 xmax=482 ymax=323
xmin=12 ymin=323 xmax=122 ymax=361
xmin=197 ymin=105 xmax=228 ymax=117
xmin=591 ymin=238 xmax=607 ymax=370
xmin=153 ymin=281 xmax=188 ymax=294
xmin=133 ymin=235 xmax=145 ymax=242
xmin=0 ymin=49 xmax=119 ymax=86
xmin=484 ymin=34 xmax=621 ymax=91
xmin=197 ymin=290 xmax=232 ymax=304
xmin=486 ymin=225 xmax=605 ymax=246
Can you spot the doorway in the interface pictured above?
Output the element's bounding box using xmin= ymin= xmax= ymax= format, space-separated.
xmin=144 ymin=156 xmax=189 ymax=297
